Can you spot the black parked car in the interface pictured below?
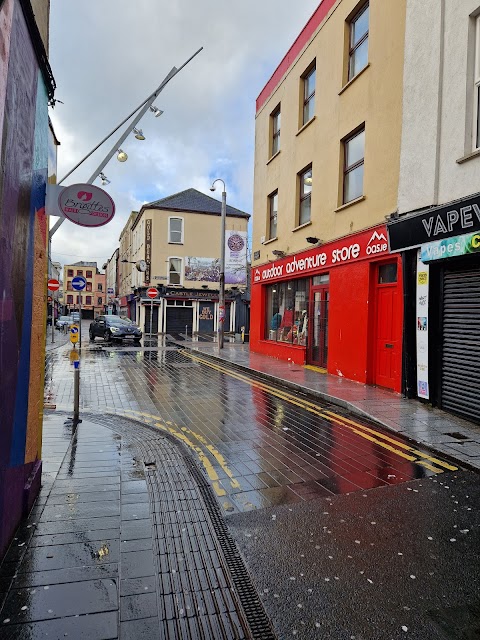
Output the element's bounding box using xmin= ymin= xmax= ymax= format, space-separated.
xmin=89 ymin=315 xmax=142 ymax=343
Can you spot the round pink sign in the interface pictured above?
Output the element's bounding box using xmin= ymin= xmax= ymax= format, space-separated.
xmin=58 ymin=184 xmax=115 ymax=228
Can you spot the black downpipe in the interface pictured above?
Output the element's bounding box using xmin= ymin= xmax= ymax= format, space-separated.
xmin=402 ymin=250 xmax=418 ymax=398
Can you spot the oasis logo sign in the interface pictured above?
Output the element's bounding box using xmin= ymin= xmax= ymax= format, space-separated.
xmin=254 ymin=227 xmax=389 ymax=282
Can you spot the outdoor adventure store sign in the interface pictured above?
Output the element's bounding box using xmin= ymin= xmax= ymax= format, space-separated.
xmin=253 ymin=226 xmax=389 ymax=283
xmin=387 ymin=192 xmax=480 ymax=252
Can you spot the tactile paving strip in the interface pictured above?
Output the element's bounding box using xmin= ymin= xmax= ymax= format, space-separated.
xmin=82 ymin=411 xmax=276 ymax=640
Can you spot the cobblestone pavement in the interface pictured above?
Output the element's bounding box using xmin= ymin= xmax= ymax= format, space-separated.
xmin=45 ymin=341 xmax=461 ymax=514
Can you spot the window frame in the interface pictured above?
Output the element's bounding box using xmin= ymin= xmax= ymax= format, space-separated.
xmin=271 ymin=105 xmax=281 ymax=156
xmin=343 ymin=127 xmax=365 ymax=204
xmin=474 ymin=16 xmax=480 ymax=149
xmin=348 ymin=2 xmax=369 ymax=82
xmin=167 ymin=256 xmax=183 ymax=286
xmin=168 ymin=216 xmax=184 ymax=244
xmin=85 ymin=296 xmax=92 ymax=305
xmin=298 ymin=165 xmax=313 ymax=226
xmin=268 ymin=190 xmax=278 ymax=240
xmin=67 ymin=269 xmax=73 ymax=277
xmin=76 ymin=270 xmax=83 ymax=276
xmin=301 ymin=62 xmax=316 ymax=126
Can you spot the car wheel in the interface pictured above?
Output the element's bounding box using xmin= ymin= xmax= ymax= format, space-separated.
xmin=134 ymin=338 xmax=141 ymax=344
xmin=104 ymin=330 xmax=112 ymax=342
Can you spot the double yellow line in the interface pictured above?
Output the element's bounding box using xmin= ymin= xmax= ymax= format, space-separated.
xmin=181 ymin=351 xmax=457 ymax=474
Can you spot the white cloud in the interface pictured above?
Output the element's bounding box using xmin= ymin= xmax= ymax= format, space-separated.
xmin=48 ymin=0 xmax=320 ymax=266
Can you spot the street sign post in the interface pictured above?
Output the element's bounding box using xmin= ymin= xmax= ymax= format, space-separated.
xmin=47 ymin=279 xmax=60 ymax=344
xmin=71 ymin=277 xmax=86 ymax=349
xmin=146 ymin=287 xmax=157 ymax=340
xmin=70 ymin=324 xmax=79 ymax=345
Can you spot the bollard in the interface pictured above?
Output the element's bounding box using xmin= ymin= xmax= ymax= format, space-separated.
xmin=73 ymin=360 xmax=80 ymax=423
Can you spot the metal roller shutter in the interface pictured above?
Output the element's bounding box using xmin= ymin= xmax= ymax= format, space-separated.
xmin=166 ymin=307 xmax=193 ymax=336
xmin=441 ymin=267 xmax=480 ymax=421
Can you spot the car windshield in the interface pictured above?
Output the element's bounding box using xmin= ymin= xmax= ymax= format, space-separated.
xmin=107 ymin=316 xmax=132 ymax=325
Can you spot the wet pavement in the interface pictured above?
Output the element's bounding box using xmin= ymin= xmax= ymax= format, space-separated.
xmin=0 ymin=335 xmax=478 ymax=639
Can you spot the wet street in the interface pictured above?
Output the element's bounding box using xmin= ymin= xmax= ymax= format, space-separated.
xmin=2 ymin=337 xmax=478 ymax=639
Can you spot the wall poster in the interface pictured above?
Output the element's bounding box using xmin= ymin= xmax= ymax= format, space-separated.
xmin=416 ymin=250 xmax=429 ymax=399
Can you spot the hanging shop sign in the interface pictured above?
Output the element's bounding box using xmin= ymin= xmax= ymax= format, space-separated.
xmin=253 ymin=226 xmax=388 ymax=283
xmin=420 ymin=231 xmax=480 ymax=262
xmin=416 ymin=251 xmax=429 ymax=400
xmin=145 ymin=219 xmax=152 ymax=283
xmin=51 ymin=184 xmax=115 ymax=228
xmin=388 ymin=192 xmax=480 ymax=252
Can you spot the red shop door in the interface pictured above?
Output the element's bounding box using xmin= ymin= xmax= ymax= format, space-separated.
xmin=373 ymin=262 xmax=399 ymax=390
xmin=308 ymin=285 xmax=329 ymax=368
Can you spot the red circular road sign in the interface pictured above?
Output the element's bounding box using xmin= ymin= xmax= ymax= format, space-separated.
xmin=146 ymin=287 xmax=158 ymax=299
xmin=48 ymin=279 xmax=60 ymax=291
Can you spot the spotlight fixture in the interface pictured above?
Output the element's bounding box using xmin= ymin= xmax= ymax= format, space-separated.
xmin=99 ymin=172 xmax=110 ymax=186
xmin=133 ymin=128 xmax=145 ymax=141
xmin=306 ymin=236 xmax=320 ymax=244
xmin=149 ymin=106 xmax=164 ymax=118
xmin=117 ymin=149 xmax=128 ymax=162
xmin=272 ymin=250 xmax=286 ymax=258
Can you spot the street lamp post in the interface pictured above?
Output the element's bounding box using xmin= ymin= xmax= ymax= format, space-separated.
xmin=210 ymin=179 xmax=227 ymax=350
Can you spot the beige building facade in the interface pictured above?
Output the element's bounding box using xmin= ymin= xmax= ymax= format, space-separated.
xmin=250 ymin=0 xmax=407 ymax=393
xmin=63 ymin=262 xmax=105 ymax=319
xmin=117 ymin=189 xmax=250 ymax=337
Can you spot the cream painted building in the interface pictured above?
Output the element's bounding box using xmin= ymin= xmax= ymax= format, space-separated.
xmin=63 ymin=261 xmax=105 ymax=319
xmin=118 ymin=189 xmax=250 ymax=336
xmin=250 ymin=0 xmax=407 ymax=393
xmin=252 ymin=0 xmax=406 ymax=264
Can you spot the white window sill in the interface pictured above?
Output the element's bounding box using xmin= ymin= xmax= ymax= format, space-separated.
xmin=296 ymin=116 xmax=316 ymax=137
xmin=263 ymin=237 xmax=278 ymax=245
xmin=267 ymin=150 xmax=281 ymax=165
xmin=456 ymin=148 xmax=480 ymax=164
xmin=334 ymin=195 xmax=366 ymax=212
xmin=338 ymin=63 xmax=370 ymax=96
xmin=168 ymin=241 xmax=184 ymax=245
xmin=291 ymin=221 xmax=312 ymax=232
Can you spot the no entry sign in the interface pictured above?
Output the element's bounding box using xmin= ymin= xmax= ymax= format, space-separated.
xmin=146 ymin=287 xmax=158 ymax=299
xmin=47 ymin=279 xmax=60 ymax=291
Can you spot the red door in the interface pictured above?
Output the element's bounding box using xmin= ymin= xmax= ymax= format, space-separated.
xmin=373 ymin=263 xmax=399 ymax=390
xmin=308 ymin=285 xmax=329 ymax=368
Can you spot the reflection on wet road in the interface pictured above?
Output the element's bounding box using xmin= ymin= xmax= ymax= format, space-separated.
xmin=46 ymin=344 xmax=458 ymax=514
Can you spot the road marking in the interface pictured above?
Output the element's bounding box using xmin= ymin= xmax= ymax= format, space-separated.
xmin=304 ymin=365 xmax=327 ymax=374
xmin=183 ymin=352 xmax=458 ymax=473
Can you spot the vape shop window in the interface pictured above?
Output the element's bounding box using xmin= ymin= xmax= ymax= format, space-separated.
xmin=265 ymin=279 xmax=308 ymax=346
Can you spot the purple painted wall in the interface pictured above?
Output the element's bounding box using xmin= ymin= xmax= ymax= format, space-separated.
xmin=0 ymin=0 xmax=50 ymax=559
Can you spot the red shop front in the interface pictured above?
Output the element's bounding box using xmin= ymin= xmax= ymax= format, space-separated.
xmin=250 ymin=224 xmax=403 ymax=393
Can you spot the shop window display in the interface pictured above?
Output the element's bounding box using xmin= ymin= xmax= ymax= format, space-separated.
xmin=265 ymin=279 xmax=308 ymax=346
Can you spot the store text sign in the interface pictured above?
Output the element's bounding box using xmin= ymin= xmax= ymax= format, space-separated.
xmin=254 ymin=227 xmax=388 ymax=283
xmin=421 ymin=231 xmax=480 ymax=262
xmin=388 ymin=192 xmax=480 ymax=252
xmin=58 ymin=184 xmax=115 ymax=228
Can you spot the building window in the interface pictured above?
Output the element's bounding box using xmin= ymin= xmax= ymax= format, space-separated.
xmin=169 ymin=217 xmax=184 ymax=244
xmin=474 ymin=16 xmax=480 ymax=148
xmin=271 ymin=106 xmax=281 ymax=156
xmin=86 ymin=282 xmax=92 ymax=292
xmin=67 ymin=281 xmax=72 ymax=290
xmin=67 ymin=295 xmax=73 ymax=304
xmin=168 ymin=258 xmax=182 ymax=285
xmin=299 ymin=166 xmax=312 ymax=225
xmin=76 ymin=295 xmax=80 ymax=304
xmin=86 ymin=270 xmax=92 ymax=278
xmin=265 ymin=279 xmax=308 ymax=346
xmin=302 ymin=64 xmax=316 ymax=125
xmin=98 ymin=283 xmax=103 ymax=291
xmin=85 ymin=296 xmax=92 ymax=305
xmin=343 ymin=127 xmax=365 ymax=204
xmin=76 ymin=270 xmax=83 ymax=276
xmin=269 ymin=191 xmax=278 ymax=239
xmin=67 ymin=269 xmax=73 ymax=277
xmin=98 ymin=297 xmax=103 ymax=305
xmin=348 ymin=3 xmax=369 ymax=81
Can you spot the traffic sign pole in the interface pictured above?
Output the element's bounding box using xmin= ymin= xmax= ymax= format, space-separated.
xmin=47 ymin=279 xmax=60 ymax=345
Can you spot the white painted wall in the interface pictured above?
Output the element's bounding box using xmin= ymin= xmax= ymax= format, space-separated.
xmin=398 ymin=0 xmax=480 ymax=213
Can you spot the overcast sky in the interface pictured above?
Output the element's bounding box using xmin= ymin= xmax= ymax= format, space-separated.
xmin=49 ymin=0 xmax=320 ymax=270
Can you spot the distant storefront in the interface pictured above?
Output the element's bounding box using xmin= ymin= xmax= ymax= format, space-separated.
xmin=251 ymin=224 xmax=403 ymax=392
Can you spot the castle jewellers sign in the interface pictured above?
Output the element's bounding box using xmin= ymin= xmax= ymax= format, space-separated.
xmin=388 ymin=192 xmax=480 ymax=252
xmin=145 ymin=219 xmax=152 ymax=284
